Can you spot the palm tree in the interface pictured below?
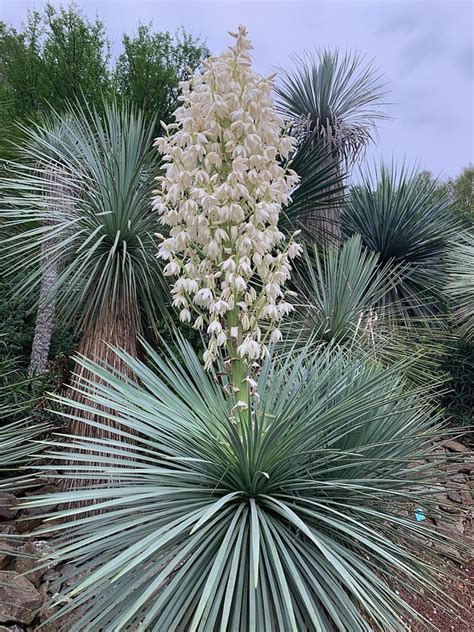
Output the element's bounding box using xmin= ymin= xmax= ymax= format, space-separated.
xmin=280 ymin=131 xmax=346 ymax=237
xmin=0 ymin=101 xmax=165 ymax=446
xmin=276 ymin=49 xmax=387 ymax=241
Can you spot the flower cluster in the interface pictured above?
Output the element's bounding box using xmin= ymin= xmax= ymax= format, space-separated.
xmin=153 ymin=25 xmax=301 ymax=367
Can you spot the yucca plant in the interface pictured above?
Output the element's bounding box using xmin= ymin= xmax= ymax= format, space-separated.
xmin=286 ymin=236 xmax=445 ymax=384
xmin=275 ymin=49 xmax=387 ymax=241
xmin=343 ymin=164 xmax=458 ymax=321
xmin=13 ymin=115 xmax=80 ymax=375
xmin=276 ymin=49 xmax=387 ymax=163
xmin=292 ymin=235 xmax=399 ymax=345
xmin=446 ymin=231 xmax=474 ymax=342
xmin=22 ymin=340 xmax=462 ymax=631
xmin=0 ymin=419 xmax=48 ymax=473
xmin=0 ymin=101 xmax=165 ymax=445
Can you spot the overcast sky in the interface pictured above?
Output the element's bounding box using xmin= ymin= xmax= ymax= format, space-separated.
xmin=1 ymin=0 xmax=472 ymax=179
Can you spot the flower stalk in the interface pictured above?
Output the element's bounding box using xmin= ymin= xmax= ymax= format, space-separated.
xmin=153 ymin=25 xmax=301 ymax=405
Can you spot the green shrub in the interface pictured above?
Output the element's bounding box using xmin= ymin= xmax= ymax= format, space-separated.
xmin=441 ymin=338 xmax=474 ymax=429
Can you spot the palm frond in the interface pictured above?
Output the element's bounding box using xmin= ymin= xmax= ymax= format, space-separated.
xmin=22 ymin=340 xmax=463 ymax=631
xmin=0 ymin=357 xmax=50 ymax=475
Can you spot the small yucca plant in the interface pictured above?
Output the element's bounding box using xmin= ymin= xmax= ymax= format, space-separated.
xmin=287 ymin=236 xmax=446 ymax=384
xmin=23 ymin=340 xmax=462 ymax=631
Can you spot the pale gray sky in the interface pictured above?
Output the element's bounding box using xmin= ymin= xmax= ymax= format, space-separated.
xmin=1 ymin=0 xmax=472 ymax=179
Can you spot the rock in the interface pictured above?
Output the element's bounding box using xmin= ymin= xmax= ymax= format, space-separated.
xmin=37 ymin=580 xmax=50 ymax=602
xmin=36 ymin=599 xmax=79 ymax=632
xmin=0 ymin=493 xmax=19 ymax=520
xmin=447 ymin=490 xmax=464 ymax=504
xmin=442 ymin=439 xmax=468 ymax=454
xmin=14 ymin=541 xmax=53 ymax=587
xmin=436 ymin=515 xmax=465 ymax=536
xmin=443 ymin=460 xmax=474 ymax=475
xmin=447 ymin=473 xmax=471 ymax=505
xmin=14 ymin=517 xmax=43 ymax=535
xmin=440 ymin=503 xmax=461 ymax=514
xmin=0 ymin=524 xmax=19 ymax=537
xmin=0 ymin=541 xmax=16 ymax=570
xmin=433 ymin=540 xmax=463 ymax=561
xmin=27 ymin=472 xmax=60 ymax=488
xmin=426 ymin=484 xmax=449 ymax=501
xmin=16 ymin=487 xmax=58 ymax=535
xmin=450 ymin=473 xmax=467 ymax=485
xmin=23 ymin=485 xmax=60 ymax=501
xmin=0 ymin=571 xmax=42 ymax=625
xmin=43 ymin=567 xmax=61 ymax=583
xmin=427 ymin=445 xmax=447 ymax=462
xmin=463 ymin=521 xmax=473 ymax=545
xmin=406 ymin=460 xmax=426 ymax=469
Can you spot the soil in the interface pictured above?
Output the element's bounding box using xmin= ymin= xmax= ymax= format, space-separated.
xmin=403 ymin=560 xmax=473 ymax=631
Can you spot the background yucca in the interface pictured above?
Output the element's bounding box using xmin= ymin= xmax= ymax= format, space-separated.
xmin=342 ymin=164 xmax=458 ymax=321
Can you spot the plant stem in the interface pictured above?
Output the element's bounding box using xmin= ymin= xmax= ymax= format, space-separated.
xmin=226 ymin=310 xmax=249 ymax=417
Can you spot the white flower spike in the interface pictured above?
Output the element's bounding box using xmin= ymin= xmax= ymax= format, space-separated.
xmin=153 ymin=25 xmax=301 ymax=368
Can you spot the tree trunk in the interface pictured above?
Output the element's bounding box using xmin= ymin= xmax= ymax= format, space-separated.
xmin=304 ymin=141 xmax=343 ymax=246
xmin=67 ymin=302 xmax=138 ymax=438
xmin=28 ymin=173 xmax=73 ymax=375
xmin=28 ymin=241 xmax=59 ymax=375
xmin=60 ymin=302 xmax=140 ymax=494
xmin=311 ymin=196 xmax=342 ymax=245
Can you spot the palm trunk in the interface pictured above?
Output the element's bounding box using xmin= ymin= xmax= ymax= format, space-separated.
xmin=61 ymin=302 xmax=139 ymax=494
xmin=67 ymin=302 xmax=139 ymax=439
xmin=29 ymin=173 xmax=73 ymax=375
xmin=314 ymin=190 xmax=342 ymax=245
xmin=304 ymin=138 xmax=343 ymax=246
xmin=28 ymin=240 xmax=59 ymax=375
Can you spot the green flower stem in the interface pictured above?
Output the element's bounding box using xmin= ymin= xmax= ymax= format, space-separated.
xmin=226 ymin=310 xmax=249 ymax=417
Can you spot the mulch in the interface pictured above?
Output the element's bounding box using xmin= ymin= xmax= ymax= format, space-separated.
xmin=402 ymin=560 xmax=473 ymax=631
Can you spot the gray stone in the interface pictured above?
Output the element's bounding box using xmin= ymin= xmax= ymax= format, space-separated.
xmin=0 ymin=571 xmax=42 ymax=625
xmin=0 ymin=524 xmax=19 ymax=537
xmin=450 ymin=473 xmax=467 ymax=485
xmin=0 ymin=493 xmax=18 ymax=520
xmin=14 ymin=541 xmax=53 ymax=587
xmin=442 ymin=439 xmax=468 ymax=453
xmin=443 ymin=460 xmax=474 ymax=475
xmin=0 ymin=541 xmax=16 ymax=570
xmin=406 ymin=460 xmax=426 ymax=469
xmin=16 ymin=487 xmax=58 ymax=535
xmin=436 ymin=515 xmax=465 ymax=536
xmin=447 ymin=490 xmax=464 ymax=504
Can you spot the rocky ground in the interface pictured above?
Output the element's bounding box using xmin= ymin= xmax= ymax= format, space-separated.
xmin=0 ymin=438 xmax=472 ymax=631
